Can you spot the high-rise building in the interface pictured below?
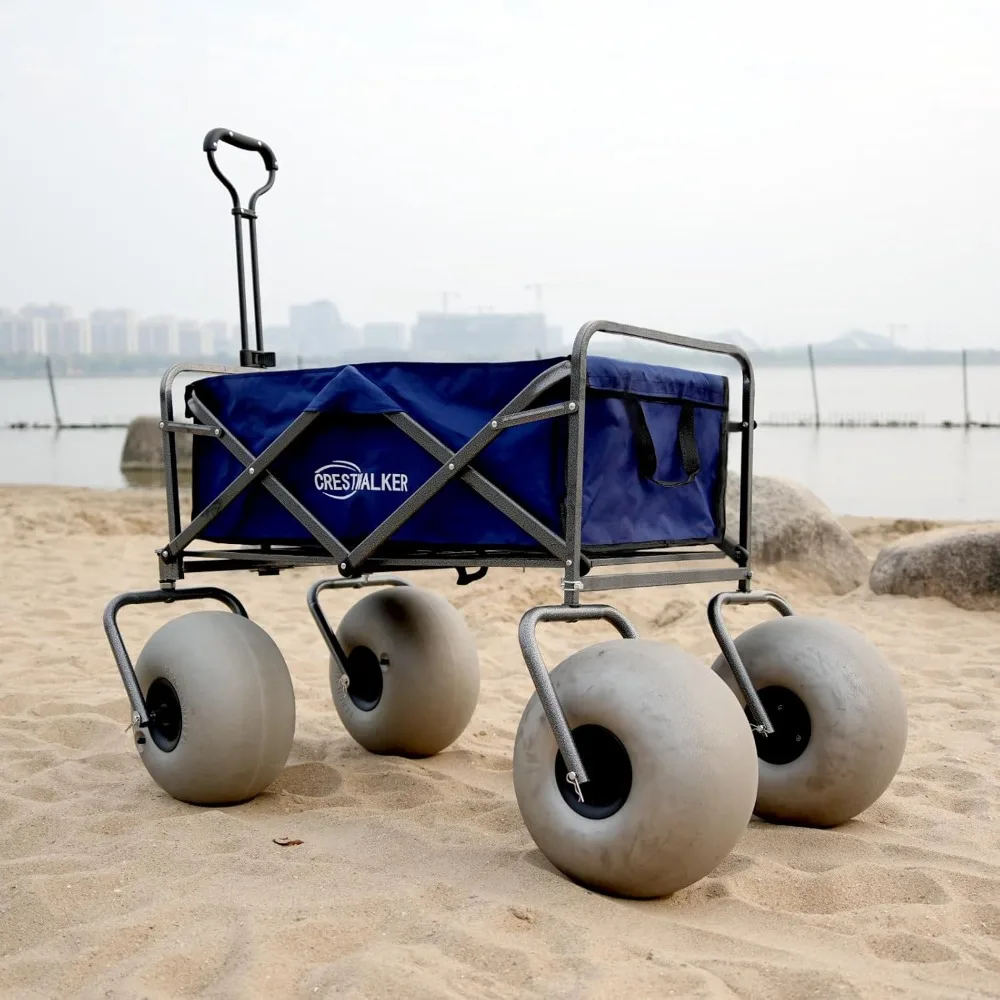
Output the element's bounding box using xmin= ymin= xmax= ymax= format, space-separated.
xmin=0 ymin=314 xmax=46 ymax=353
xmin=20 ymin=303 xmax=72 ymax=324
xmin=289 ymin=300 xmax=340 ymax=355
xmin=363 ymin=322 xmax=407 ymax=350
xmin=410 ymin=311 xmax=550 ymax=359
xmin=16 ymin=304 xmax=84 ymax=354
xmin=177 ymin=320 xmax=213 ymax=356
xmin=137 ymin=315 xmax=179 ymax=355
xmin=203 ymin=320 xmax=234 ymax=355
xmin=262 ymin=325 xmax=295 ymax=358
xmin=288 ymin=299 xmax=361 ymax=355
xmin=48 ymin=316 xmax=91 ymax=354
xmin=90 ymin=309 xmax=138 ymax=354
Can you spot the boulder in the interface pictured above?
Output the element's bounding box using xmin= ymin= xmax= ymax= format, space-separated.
xmin=725 ymin=472 xmax=869 ymax=595
xmin=869 ymin=524 xmax=1000 ymax=611
xmin=120 ymin=416 xmax=192 ymax=473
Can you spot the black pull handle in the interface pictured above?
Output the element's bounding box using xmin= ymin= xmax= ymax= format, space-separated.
xmin=626 ymin=398 xmax=701 ymax=488
xmin=202 ymin=127 xmax=279 ymax=369
xmin=203 ymin=128 xmax=278 ymax=172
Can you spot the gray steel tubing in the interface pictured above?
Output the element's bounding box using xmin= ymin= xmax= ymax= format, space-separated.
xmin=158 ymin=361 xmax=243 ymax=543
xmin=307 ymin=575 xmax=411 ymax=675
xmin=706 ymin=590 xmax=795 ymax=735
xmin=563 ymin=319 xmax=759 ymax=606
xmin=103 ymin=587 xmax=247 ymax=726
xmin=518 ymin=604 xmax=639 ymax=787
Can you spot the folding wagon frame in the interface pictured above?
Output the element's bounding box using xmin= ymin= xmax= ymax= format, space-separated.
xmin=104 ymin=130 xmax=908 ymax=900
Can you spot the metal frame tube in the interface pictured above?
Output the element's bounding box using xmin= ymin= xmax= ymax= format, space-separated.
xmin=307 ymin=576 xmax=411 ymax=677
xmin=562 ymin=320 xmax=757 ymax=605
xmin=518 ymin=604 xmax=639 ymax=795
xmin=103 ymin=587 xmax=247 ymax=728
xmin=706 ymin=590 xmax=796 ymax=734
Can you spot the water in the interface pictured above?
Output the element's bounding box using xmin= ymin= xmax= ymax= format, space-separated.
xmin=1 ymin=365 xmax=999 ymax=520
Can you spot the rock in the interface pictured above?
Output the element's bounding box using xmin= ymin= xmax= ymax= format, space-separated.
xmin=870 ymin=524 xmax=1000 ymax=610
xmin=120 ymin=416 xmax=193 ymax=472
xmin=725 ymin=472 xmax=869 ymax=595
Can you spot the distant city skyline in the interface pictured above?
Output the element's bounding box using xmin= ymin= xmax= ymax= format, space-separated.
xmin=1 ymin=295 xmax=982 ymax=360
xmin=0 ymin=298 xmax=564 ymax=359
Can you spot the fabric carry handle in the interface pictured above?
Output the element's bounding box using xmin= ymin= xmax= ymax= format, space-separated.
xmin=625 ymin=397 xmax=701 ymax=488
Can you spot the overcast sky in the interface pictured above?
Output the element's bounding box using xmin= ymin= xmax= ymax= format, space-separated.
xmin=1 ymin=0 xmax=998 ymax=348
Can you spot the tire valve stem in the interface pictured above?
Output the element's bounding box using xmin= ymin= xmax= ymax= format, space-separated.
xmin=566 ymin=770 xmax=585 ymax=804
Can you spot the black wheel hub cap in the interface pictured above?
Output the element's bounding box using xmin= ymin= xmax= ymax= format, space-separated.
xmin=344 ymin=646 xmax=383 ymax=711
xmin=146 ymin=677 xmax=182 ymax=753
xmin=750 ymin=685 xmax=811 ymax=765
xmin=555 ymin=724 xmax=633 ymax=820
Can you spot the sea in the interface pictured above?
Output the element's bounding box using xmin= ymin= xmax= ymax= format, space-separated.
xmin=1 ymin=362 xmax=999 ymax=521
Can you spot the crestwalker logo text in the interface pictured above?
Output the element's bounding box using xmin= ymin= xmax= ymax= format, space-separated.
xmin=313 ymin=461 xmax=410 ymax=501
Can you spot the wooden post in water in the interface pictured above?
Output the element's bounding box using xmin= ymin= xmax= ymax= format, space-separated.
xmin=44 ymin=356 xmax=63 ymax=430
xmin=807 ymin=344 xmax=820 ymax=428
xmin=962 ymin=348 xmax=970 ymax=428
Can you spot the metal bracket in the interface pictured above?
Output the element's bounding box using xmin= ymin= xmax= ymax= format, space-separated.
xmin=706 ymin=590 xmax=796 ymax=735
xmin=103 ymin=587 xmax=247 ymax=729
xmin=518 ymin=604 xmax=639 ymax=797
xmin=307 ymin=575 xmax=412 ymax=679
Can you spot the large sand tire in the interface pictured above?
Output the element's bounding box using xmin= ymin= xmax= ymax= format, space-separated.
xmin=330 ymin=587 xmax=480 ymax=757
xmin=512 ymin=638 xmax=758 ymax=899
xmin=711 ymin=615 xmax=907 ymax=827
xmin=134 ymin=610 xmax=296 ymax=805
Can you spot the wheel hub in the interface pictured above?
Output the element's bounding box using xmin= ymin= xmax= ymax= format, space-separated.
xmin=146 ymin=677 xmax=182 ymax=752
xmin=750 ymin=686 xmax=811 ymax=765
xmin=344 ymin=646 xmax=383 ymax=711
xmin=555 ymin=724 xmax=633 ymax=820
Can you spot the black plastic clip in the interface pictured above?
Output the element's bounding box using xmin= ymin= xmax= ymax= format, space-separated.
xmin=456 ymin=567 xmax=488 ymax=586
xmin=240 ymin=349 xmax=276 ymax=369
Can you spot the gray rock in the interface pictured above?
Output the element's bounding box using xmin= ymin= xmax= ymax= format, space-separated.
xmin=120 ymin=416 xmax=193 ymax=471
xmin=869 ymin=524 xmax=1000 ymax=610
xmin=725 ymin=472 xmax=869 ymax=595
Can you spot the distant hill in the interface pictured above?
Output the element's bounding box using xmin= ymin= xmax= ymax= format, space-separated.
xmin=710 ymin=329 xmax=760 ymax=351
xmin=818 ymin=329 xmax=895 ymax=352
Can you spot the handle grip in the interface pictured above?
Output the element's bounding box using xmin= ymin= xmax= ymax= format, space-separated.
xmin=203 ymin=128 xmax=278 ymax=172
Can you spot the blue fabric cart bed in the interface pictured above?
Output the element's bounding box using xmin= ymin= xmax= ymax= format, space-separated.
xmin=186 ymin=354 xmax=730 ymax=558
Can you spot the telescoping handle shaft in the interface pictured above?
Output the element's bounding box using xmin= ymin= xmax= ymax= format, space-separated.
xmin=202 ymin=128 xmax=279 ymax=369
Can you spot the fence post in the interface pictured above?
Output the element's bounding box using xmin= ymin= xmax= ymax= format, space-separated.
xmin=44 ymin=355 xmax=63 ymax=430
xmin=962 ymin=348 xmax=970 ymax=428
xmin=807 ymin=344 xmax=820 ymax=428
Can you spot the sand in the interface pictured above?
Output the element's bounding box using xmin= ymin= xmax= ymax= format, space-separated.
xmin=1 ymin=484 xmax=998 ymax=999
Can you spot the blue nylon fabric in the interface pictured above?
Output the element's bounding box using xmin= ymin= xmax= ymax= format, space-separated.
xmin=187 ymin=355 xmax=728 ymax=552
xmin=305 ymin=365 xmax=403 ymax=415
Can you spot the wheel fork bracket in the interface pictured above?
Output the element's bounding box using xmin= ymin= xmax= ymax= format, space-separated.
xmin=707 ymin=590 xmax=796 ymax=736
xmin=307 ymin=575 xmax=412 ymax=682
xmin=103 ymin=587 xmax=247 ymax=729
xmin=518 ymin=604 xmax=639 ymax=799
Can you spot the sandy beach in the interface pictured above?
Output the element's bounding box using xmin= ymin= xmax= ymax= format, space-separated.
xmin=1 ymin=484 xmax=998 ymax=999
